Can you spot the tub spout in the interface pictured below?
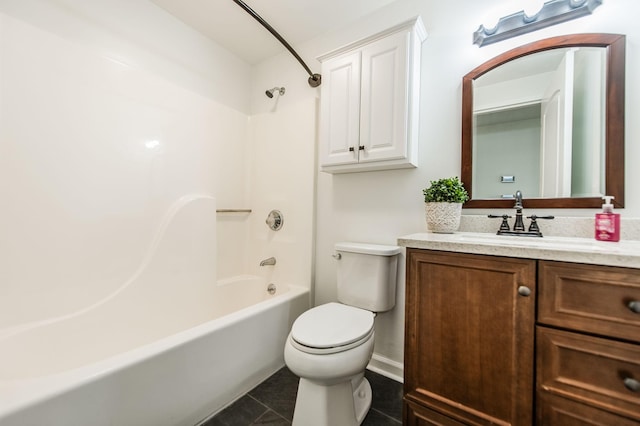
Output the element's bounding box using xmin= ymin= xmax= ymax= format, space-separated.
xmin=260 ymin=257 xmax=276 ymax=266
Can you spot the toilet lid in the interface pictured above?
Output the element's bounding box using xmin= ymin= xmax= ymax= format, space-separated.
xmin=291 ymin=302 xmax=374 ymax=349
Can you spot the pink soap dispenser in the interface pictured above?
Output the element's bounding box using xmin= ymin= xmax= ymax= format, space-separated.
xmin=595 ymin=195 xmax=620 ymax=242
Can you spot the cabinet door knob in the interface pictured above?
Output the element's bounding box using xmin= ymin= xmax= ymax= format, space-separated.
xmin=623 ymin=377 xmax=640 ymax=392
xmin=349 ymin=146 xmax=355 ymax=152
xmin=628 ymin=300 xmax=640 ymax=313
xmin=359 ymin=145 xmax=365 ymax=151
xmin=517 ymin=286 xmax=531 ymax=297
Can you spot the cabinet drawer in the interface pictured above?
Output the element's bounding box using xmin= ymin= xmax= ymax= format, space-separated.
xmin=537 ymin=327 xmax=640 ymax=422
xmin=538 ymin=261 xmax=640 ymax=342
xmin=537 ymin=392 xmax=640 ymax=426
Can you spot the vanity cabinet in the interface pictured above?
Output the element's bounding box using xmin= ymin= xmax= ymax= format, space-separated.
xmin=404 ymin=249 xmax=536 ymax=426
xmin=318 ymin=17 xmax=426 ymax=174
xmin=404 ymin=248 xmax=640 ymax=425
xmin=536 ymin=261 xmax=640 ymax=424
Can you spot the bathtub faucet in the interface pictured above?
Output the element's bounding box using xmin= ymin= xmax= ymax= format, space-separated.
xmin=259 ymin=257 xmax=276 ymax=266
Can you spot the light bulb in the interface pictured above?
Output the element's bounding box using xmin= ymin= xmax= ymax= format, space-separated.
xmin=523 ymin=0 xmax=545 ymax=17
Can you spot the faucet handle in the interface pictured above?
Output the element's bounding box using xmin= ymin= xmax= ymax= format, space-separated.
xmin=527 ymin=215 xmax=555 ymax=220
xmin=526 ymin=215 xmax=554 ymax=234
xmin=488 ymin=214 xmax=512 ymax=232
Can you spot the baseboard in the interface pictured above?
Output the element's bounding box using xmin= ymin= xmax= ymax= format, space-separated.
xmin=367 ymin=353 xmax=404 ymax=383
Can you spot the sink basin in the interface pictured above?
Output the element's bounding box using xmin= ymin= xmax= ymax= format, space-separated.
xmin=453 ymin=233 xmax=542 ymax=245
xmin=451 ymin=232 xmax=622 ymax=252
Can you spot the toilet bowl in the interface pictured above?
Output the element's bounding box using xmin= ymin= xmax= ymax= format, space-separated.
xmin=284 ymin=303 xmax=375 ymax=425
xmin=284 ymin=242 xmax=400 ymax=426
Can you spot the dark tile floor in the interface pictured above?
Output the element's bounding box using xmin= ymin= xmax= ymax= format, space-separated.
xmin=201 ymin=367 xmax=403 ymax=426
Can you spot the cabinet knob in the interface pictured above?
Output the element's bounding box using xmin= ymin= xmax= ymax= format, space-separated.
xmin=517 ymin=286 xmax=532 ymax=297
xmin=623 ymin=377 xmax=640 ymax=392
xmin=628 ymin=300 xmax=640 ymax=314
xmin=349 ymin=147 xmax=355 ymax=152
xmin=358 ymin=145 xmax=365 ymax=151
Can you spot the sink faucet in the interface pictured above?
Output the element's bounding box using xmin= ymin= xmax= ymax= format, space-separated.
xmin=259 ymin=257 xmax=276 ymax=266
xmin=514 ymin=190 xmax=523 ymax=209
xmin=513 ymin=190 xmax=525 ymax=232
xmin=487 ymin=190 xmax=554 ymax=237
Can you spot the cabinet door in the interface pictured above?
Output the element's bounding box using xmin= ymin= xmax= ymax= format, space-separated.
xmin=359 ymin=30 xmax=409 ymax=164
xmin=405 ymin=400 xmax=466 ymax=426
xmin=318 ymin=51 xmax=361 ymax=167
xmin=405 ymin=249 xmax=536 ymax=426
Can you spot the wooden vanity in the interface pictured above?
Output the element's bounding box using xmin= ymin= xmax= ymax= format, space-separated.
xmin=399 ymin=233 xmax=640 ymax=425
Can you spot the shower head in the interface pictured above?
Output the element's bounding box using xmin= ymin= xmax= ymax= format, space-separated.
xmin=265 ymin=87 xmax=285 ymax=98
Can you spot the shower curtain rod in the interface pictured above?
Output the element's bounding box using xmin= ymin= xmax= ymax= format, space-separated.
xmin=232 ymin=0 xmax=321 ymax=87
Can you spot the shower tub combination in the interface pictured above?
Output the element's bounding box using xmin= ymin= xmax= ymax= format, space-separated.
xmin=0 ymin=196 xmax=309 ymax=426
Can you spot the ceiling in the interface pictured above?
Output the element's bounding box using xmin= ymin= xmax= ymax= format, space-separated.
xmin=150 ymin=0 xmax=399 ymax=65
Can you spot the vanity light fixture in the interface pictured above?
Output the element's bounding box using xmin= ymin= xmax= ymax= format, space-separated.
xmin=473 ymin=0 xmax=602 ymax=47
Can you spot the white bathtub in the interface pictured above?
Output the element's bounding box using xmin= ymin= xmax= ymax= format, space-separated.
xmin=0 ymin=196 xmax=309 ymax=425
xmin=0 ymin=275 xmax=309 ymax=426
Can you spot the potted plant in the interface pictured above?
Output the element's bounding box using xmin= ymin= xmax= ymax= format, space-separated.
xmin=422 ymin=176 xmax=469 ymax=233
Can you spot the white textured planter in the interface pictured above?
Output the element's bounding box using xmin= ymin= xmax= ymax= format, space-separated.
xmin=425 ymin=202 xmax=463 ymax=233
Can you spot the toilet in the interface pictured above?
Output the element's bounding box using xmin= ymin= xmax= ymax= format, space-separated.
xmin=284 ymin=242 xmax=401 ymax=426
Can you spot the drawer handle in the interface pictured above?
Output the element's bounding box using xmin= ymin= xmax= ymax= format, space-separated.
xmin=623 ymin=377 xmax=640 ymax=392
xmin=628 ymin=300 xmax=640 ymax=314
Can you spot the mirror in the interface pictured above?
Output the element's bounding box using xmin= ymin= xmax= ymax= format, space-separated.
xmin=462 ymin=33 xmax=625 ymax=208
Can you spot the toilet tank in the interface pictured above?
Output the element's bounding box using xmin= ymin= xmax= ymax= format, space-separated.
xmin=335 ymin=242 xmax=401 ymax=312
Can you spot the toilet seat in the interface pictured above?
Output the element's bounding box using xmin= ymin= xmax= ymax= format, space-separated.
xmin=290 ymin=303 xmax=374 ymax=355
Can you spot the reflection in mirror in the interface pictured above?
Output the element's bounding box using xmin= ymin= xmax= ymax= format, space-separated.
xmin=462 ymin=34 xmax=625 ymax=209
xmin=473 ymin=47 xmax=605 ymax=199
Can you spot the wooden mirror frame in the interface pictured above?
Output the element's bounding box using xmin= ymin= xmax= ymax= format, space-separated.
xmin=461 ymin=33 xmax=625 ymax=209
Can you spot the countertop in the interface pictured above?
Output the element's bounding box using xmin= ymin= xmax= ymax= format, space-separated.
xmin=398 ymin=232 xmax=640 ymax=269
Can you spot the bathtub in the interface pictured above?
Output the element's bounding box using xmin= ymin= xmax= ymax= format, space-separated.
xmin=0 ymin=275 xmax=309 ymax=426
xmin=0 ymin=196 xmax=310 ymax=425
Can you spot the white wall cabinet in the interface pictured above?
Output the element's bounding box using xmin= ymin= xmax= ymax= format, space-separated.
xmin=318 ymin=17 xmax=427 ymax=173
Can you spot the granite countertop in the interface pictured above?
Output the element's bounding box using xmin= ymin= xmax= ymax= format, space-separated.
xmin=398 ymin=232 xmax=640 ymax=269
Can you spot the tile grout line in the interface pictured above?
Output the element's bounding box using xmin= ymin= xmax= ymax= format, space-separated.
xmin=247 ymin=393 xmax=292 ymax=424
xmin=253 ymin=409 xmax=292 ymax=425
xmin=205 ymin=368 xmax=403 ymax=425
xmin=369 ymin=407 xmax=402 ymax=424
xmin=245 ymin=394 xmax=274 ymax=424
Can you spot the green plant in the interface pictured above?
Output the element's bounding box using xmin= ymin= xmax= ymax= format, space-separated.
xmin=423 ymin=176 xmax=469 ymax=203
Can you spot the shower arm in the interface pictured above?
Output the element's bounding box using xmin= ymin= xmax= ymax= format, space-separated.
xmin=232 ymin=0 xmax=321 ymax=87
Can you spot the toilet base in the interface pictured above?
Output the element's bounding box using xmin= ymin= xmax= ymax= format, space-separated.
xmin=291 ymin=374 xmax=372 ymax=426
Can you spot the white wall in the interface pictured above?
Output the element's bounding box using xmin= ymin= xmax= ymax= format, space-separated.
xmin=0 ymin=0 xmax=251 ymax=328
xmin=252 ymin=0 xmax=640 ymax=378
xmin=217 ymin=98 xmax=319 ymax=284
xmin=0 ymin=0 xmax=252 ymax=113
xmin=572 ymin=48 xmax=606 ymax=197
xmin=475 ymin=116 xmax=541 ymax=198
xmin=243 ymin=98 xmax=317 ymax=289
xmin=0 ymin=0 xmax=317 ymax=334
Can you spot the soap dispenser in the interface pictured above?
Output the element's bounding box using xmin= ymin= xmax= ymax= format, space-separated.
xmin=595 ymin=196 xmax=620 ymax=242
